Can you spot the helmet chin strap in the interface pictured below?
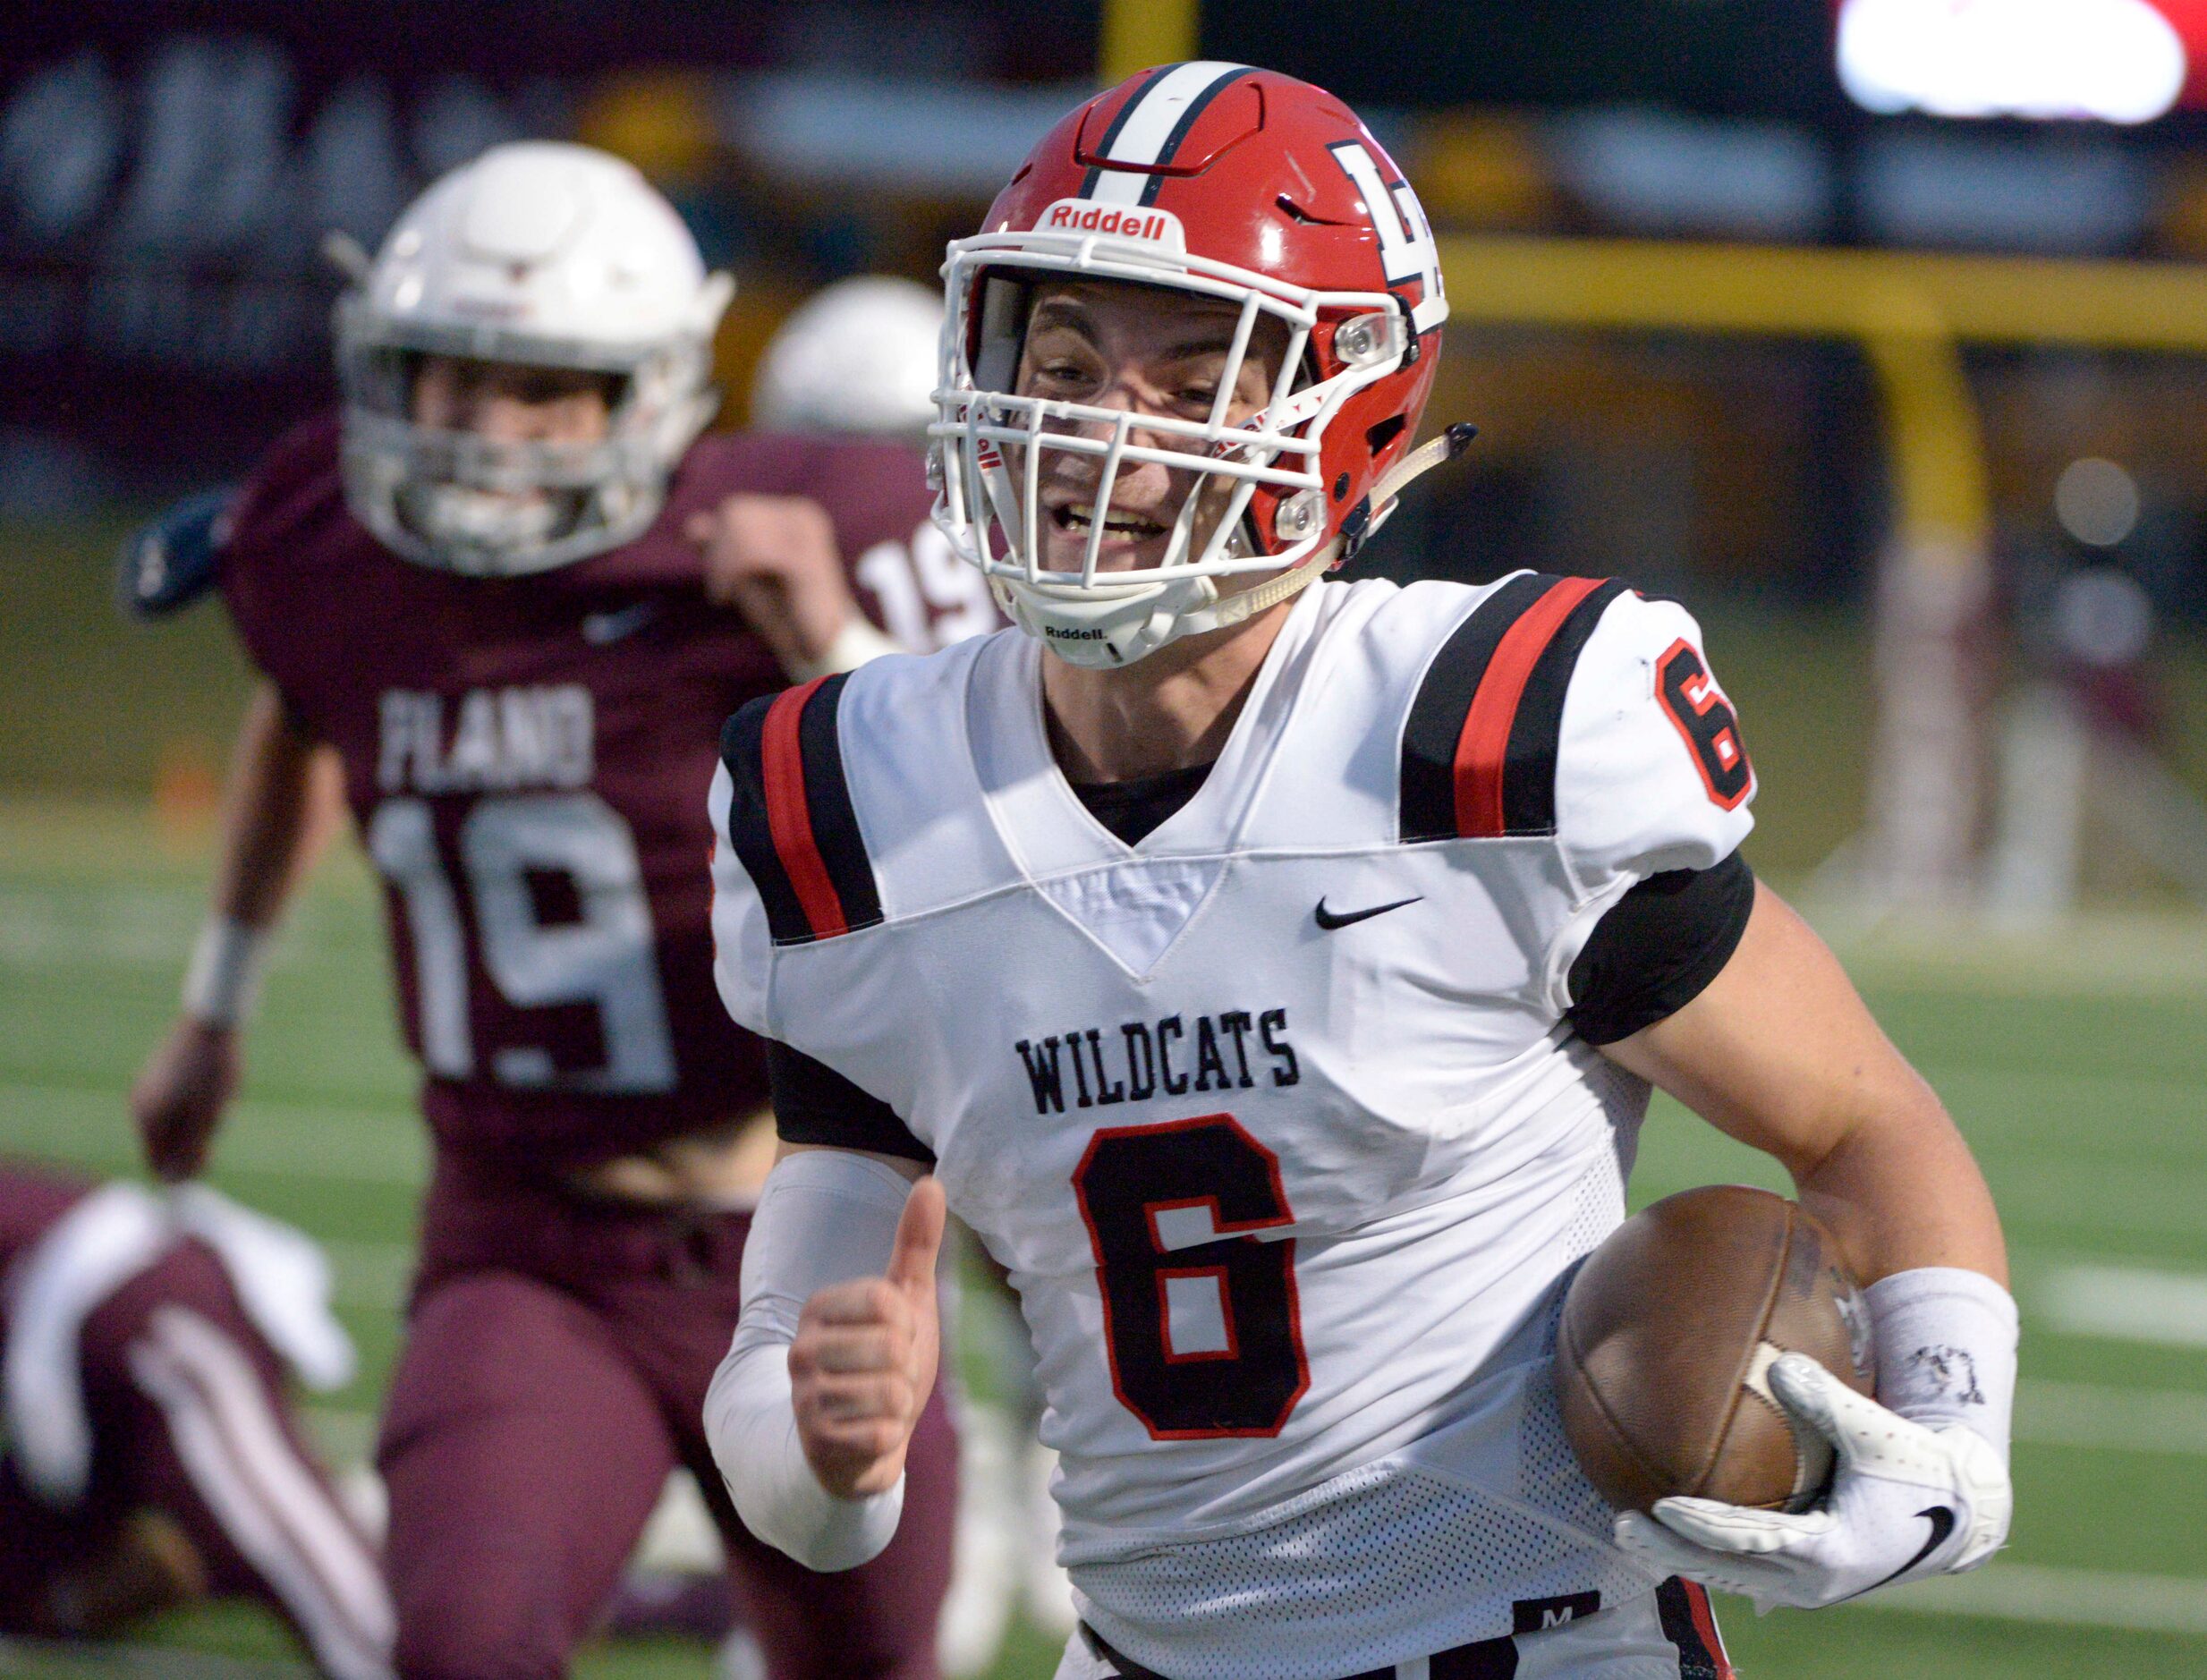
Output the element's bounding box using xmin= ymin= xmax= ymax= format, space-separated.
xmin=1014 ymin=420 xmax=1481 ymax=666
xmin=1367 ymin=421 xmax=1480 ymax=511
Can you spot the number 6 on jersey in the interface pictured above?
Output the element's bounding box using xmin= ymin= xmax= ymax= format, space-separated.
xmin=1072 ymin=1115 xmax=1311 ymax=1439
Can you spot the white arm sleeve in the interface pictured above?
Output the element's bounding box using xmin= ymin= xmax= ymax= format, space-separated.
xmin=703 ymin=1148 xmax=916 ymax=1572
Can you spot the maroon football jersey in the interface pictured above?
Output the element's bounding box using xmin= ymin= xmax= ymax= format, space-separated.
xmin=217 ymin=415 xmax=992 ymax=1175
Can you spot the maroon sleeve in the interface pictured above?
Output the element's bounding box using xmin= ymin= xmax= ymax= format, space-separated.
xmin=220 ymin=414 xmax=348 ymax=589
xmin=585 ymin=432 xmax=999 ymax=652
xmin=0 ymin=1161 xmax=92 ymax=1277
xmin=213 ymin=413 xmax=353 ymax=716
xmin=564 ymin=432 xmax=813 ymax=591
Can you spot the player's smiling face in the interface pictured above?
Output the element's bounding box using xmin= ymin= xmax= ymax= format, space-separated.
xmin=399 ymin=355 xmax=624 ymax=554
xmin=1014 ymin=281 xmax=1288 ymax=576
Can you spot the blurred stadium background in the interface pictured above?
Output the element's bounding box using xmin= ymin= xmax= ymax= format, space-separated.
xmin=4 ymin=1 xmax=2206 ymax=1676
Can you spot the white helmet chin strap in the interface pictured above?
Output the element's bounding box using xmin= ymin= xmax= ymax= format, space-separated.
xmin=996 ymin=539 xmax=1337 ymax=668
xmin=999 ymin=425 xmax=1473 ymax=667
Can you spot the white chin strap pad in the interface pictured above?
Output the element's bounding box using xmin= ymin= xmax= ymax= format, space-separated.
xmin=1001 ymin=542 xmax=1338 ymax=668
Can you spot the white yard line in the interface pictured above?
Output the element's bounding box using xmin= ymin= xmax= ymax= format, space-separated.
xmin=2037 ymin=1262 xmax=2207 ymax=1349
xmin=0 ymin=887 xmax=367 ymax=974
xmin=2016 ymin=1379 xmax=2207 ymax=1456
xmin=1813 ymin=904 xmax=2207 ymax=1000
xmin=1856 ymin=1562 xmax=2207 ymax=1636
xmin=0 ymin=1081 xmax=425 ymax=1186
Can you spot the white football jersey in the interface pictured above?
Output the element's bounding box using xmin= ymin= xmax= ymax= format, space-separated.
xmin=709 ymin=573 xmax=1755 ymax=1680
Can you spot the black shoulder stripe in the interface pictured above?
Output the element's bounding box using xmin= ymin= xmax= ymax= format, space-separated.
xmin=768 ymin=1040 xmax=934 ymax=1166
xmin=717 ymin=676 xmax=884 ymax=947
xmin=1498 ymin=576 xmax=1632 ymax=835
xmin=1656 ymin=1577 xmax=1732 ymax=1679
xmin=794 ymin=672 xmax=884 ymax=937
xmin=1398 ymin=572 xmax=1554 ymax=844
xmin=718 ymin=695 xmax=811 ymax=946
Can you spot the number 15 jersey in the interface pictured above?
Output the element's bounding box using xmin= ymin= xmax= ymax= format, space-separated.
xmin=709 ymin=573 xmax=1756 ymax=1680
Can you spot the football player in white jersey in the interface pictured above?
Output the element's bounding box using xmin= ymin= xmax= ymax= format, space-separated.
xmin=702 ymin=64 xmax=2016 ymax=1680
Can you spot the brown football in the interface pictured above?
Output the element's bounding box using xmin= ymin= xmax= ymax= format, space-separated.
xmin=1555 ymin=1184 xmax=1874 ymax=1516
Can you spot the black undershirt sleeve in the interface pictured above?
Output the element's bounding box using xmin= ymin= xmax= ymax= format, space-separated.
xmin=1565 ymin=852 xmax=1756 ymax=1046
xmin=765 ymin=1040 xmax=935 ymax=1166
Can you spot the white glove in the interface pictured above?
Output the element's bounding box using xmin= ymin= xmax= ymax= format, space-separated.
xmin=1612 ymin=1352 xmax=2012 ymax=1610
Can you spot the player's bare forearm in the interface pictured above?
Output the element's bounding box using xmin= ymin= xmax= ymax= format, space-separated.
xmin=688 ymin=495 xmax=877 ymax=678
xmin=209 ymin=681 xmax=330 ymax=928
xmin=1599 ymin=881 xmax=2007 ymax=1288
xmin=133 ymin=682 xmax=332 ymax=1178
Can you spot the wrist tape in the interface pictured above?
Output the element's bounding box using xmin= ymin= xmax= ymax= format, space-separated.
xmin=793 ymin=616 xmax=901 ymax=682
xmin=1865 ymin=1266 xmax=2019 ymax=1462
xmin=181 ymin=918 xmax=269 ymax=1028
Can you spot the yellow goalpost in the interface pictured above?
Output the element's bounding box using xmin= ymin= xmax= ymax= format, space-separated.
xmin=1089 ymin=0 xmax=2207 ymax=906
xmin=1439 ymin=234 xmax=2207 ymax=907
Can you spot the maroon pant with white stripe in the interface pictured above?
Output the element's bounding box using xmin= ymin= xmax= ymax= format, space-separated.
xmin=0 ymin=1240 xmax=393 ymax=1678
xmin=378 ymin=1157 xmax=955 ymax=1680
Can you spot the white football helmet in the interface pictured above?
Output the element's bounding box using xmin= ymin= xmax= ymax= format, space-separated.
xmin=750 ymin=276 xmax=943 ymax=439
xmin=335 ymin=140 xmax=734 ymax=576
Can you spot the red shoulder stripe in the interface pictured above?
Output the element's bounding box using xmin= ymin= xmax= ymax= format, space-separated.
xmin=1684 ymin=1580 xmax=1734 ymax=1677
xmin=1450 ymin=573 xmax=1609 ymax=837
xmin=760 ymin=677 xmax=850 ymax=940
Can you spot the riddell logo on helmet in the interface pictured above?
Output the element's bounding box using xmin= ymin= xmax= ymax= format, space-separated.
xmin=1038 ymin=200 xmax=1186 ymax=248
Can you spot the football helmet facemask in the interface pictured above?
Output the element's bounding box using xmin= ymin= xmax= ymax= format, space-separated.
xmin=932 ymin=63 xmax=1449 ymax=666
xmin=335 ymin=141 xmax=734 ymax=576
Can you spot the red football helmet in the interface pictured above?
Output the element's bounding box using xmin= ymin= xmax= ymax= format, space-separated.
xmin=932 ymin=63 xmax=1450 ymax=666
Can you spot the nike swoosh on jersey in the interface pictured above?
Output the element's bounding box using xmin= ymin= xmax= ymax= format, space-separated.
xmin=1855 ymin=1505 xmax=1957 ymax=1599
xmin=581 ymin=600 xmax=659 ymax=644
xmin=1312 ymin=895 xmax=1422 ymax=931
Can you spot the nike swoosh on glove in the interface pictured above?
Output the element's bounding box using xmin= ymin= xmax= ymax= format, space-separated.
xmin=1612 ymin=1352 xmax=2012 ymax=1611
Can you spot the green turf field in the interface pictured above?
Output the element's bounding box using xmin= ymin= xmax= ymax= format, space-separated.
xmin=3 ymin=797 xmax=2203 ymax=1679
xmin=4 ymin=513 xmax=2206 ymax=1676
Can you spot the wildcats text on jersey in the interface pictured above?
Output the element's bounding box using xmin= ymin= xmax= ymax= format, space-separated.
xmin=705 ymin=576 xmax=1764 ymax=1677
xmin=1014 ymin=1008 xmax=1299 ymax=1116
xmin=377 ymin=685 xmax=594 ymax=794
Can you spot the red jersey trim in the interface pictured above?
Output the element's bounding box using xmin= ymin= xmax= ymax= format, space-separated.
xmin=760 ymin=677 xmax=850 ymax=940
xmin=1450 ymin=574 xmax=1609 ymax=838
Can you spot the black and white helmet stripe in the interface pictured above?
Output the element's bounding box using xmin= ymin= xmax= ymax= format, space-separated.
xmin=1077 ymin=62 xmax=1259 ymax=207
